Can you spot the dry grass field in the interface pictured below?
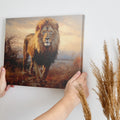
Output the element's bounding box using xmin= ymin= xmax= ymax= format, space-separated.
xmin=6 ymin=59 xmax=81 ymax=88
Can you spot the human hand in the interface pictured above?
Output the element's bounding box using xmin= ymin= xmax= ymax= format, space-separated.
xmin=64 ymin=71 xmax=89 ymax=107
xmin=0 ymin=67 xmax=14 ymax=97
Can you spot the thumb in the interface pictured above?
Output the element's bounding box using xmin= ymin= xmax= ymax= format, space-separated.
xmin=1 ymin=68 xmax=6 ymax=80
xmin=69 ymin=71 xmax=81 ymax=82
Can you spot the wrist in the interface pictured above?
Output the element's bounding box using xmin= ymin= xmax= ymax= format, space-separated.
xmin=62 ymin=94 xmax=80 ymax=109
xmin=57 ymin=96 xmax=76 ymax=116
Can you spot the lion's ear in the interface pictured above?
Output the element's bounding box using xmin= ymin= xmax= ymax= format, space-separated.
xmin=36 ymin=25 xmax=40 ymax=32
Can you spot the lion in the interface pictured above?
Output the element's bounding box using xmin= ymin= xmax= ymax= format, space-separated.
xmin=23 ymin=18 xmax=60 ymax=81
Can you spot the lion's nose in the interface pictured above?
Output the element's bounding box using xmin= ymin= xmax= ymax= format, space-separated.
xmin=45 ymin=37 xmax=49 ymax=41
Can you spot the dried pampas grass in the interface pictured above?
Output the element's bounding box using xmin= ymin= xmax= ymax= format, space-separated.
xmin=91 ymin=40 xmax=120 ymax=120
xmin=76 ymin=85 xmax=91 ymax=120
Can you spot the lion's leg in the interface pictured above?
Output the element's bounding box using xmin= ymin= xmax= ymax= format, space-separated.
xmin=29 ymin=57 xmax=34 ymax=74
xmin=23 ymin=53 xmax=29 ymax=72
xmin=42 ymin=65 xmax=50 ymax=80
xmin=34 ymin=61 xmax=40 ymax=82
xmin=23 ymin=38 xmax=29 ymax=72
xmin=37 ymin=65 xmax=46 ymax=79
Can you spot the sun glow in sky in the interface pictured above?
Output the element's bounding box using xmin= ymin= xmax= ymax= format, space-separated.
xmin=6 ymin=15 xmax=84 ymax=57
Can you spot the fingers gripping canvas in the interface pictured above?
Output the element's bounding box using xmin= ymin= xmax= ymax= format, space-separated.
xmin=4 ymin=15 xmax=84 ymax=88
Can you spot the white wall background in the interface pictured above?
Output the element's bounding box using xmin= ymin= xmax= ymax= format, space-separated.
xmin=0 ymin=0 xmax=120 ymax=119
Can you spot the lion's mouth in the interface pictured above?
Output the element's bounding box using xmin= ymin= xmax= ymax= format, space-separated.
xmin=44 ymin=42 xmax=51 ymax=47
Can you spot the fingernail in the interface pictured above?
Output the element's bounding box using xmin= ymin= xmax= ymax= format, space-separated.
xmin=76 ymin=71 xmax=80 ymax=75
xmin=2 ymin=68 xmax=5 ymax=72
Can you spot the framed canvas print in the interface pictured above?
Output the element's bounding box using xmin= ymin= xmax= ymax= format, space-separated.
xmin=4 ymin=15 xmax=84 ymax=88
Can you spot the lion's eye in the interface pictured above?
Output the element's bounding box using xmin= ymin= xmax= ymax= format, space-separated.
xmin=49 ymin=31 xmax=53 ymax=34
xmin=42 ymin=31 xmax=46 ymax=34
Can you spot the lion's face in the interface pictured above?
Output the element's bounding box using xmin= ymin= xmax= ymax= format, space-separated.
xmin=40 ymin=25 xmax=55 ymax=47
xmin=35 ymin=18 xmax=60 ymax=53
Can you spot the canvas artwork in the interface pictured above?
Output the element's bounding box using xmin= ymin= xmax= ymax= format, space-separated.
xmin=4 ymin=15 xmax=84 ymax=88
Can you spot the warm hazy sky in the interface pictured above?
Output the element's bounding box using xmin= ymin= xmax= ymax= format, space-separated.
xmin=6 ymin=15 xmax=84 ymax=56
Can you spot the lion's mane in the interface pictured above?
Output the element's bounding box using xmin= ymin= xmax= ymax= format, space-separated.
xmin=23 ymin=18 xmax=60 ymax=70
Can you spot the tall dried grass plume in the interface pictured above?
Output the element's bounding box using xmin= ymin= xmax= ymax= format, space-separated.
xmin=76 ymin=85 xmax=91 ymax=120
xmin=91 ymin=40 xmax=120 ymax=120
